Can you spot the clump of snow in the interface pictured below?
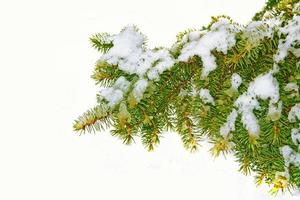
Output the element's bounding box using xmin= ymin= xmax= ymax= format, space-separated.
xmin=178 ymin=18 xmax=240 ymax=77
xmin=291 ymin=128 xmax=300 ymax=145
xmin=247 ymin=72 xmax=280 ymax=102
xmin=147 ymin=68 xmax=159 ymax=80
xmin=280 ymin=145 xmax=300 ymax=168
xmin=274 ymin=16 xmax=300 ymax=62
xmin=114 ymin=76 xmax=130 ymax=92
xmin=188 ymin=31 xmax=201 ymax=41
xmin=288 ymin=103 xmax=300 ymax=123
xmin=288 ymin=152 xmax=300 ymax=166
xmin=284 ymin=82 xmax=299 ymax=92
xmin=96 ymin=26 xmax=178 ymax=106
xmin=220 ymin=109 xmax=238 ymax=137
xmin=244 ymin=18 xmax=281 ymax=44
xmin=281 ymin=146 xmax=294 ymax=161
xmin=234 ymin=72 xmax=280 ymax=136
xmin=199 ymin=88 xmax=215 ymax=105
xmin=146 ymin=49 xmax=175 ymax=81
xmin=132 ymin=79 xmax=148 ymax=102
xmin=101 ymin=26 xmax=175 ymax=80
xmin=103 ymin=26 xmax=145 ymax=67
xmin=280 ymin=127 xmax=300 ymax=177
xmin=231 ymin=73 xmax=242 ymax=90
xmin=235 ymin=97 xmax=260 ymax=136
xmin=99 ymin=76 xmax=130 ymax=107
xmin=99 ymin=88 xmax=123 ymax=107
xmin=279 ymin=144 xmax=299 ymax=180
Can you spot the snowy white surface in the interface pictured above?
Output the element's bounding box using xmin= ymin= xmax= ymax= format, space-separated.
xmin=99 ymin=87 xmax=123 ymax=106
xmin=102 ymin=27 xmax=175 ymax=78
xmin=99 ymin=76 xmax=130 ymax=107
xmin=275 ymin=15 xmax=300 ymax=62
xmin=289 ymin=103 xmax=300 ymax=123
xmin=114 ymin=76 xmax=130 ymax=92
xmin=244 ymin=17 xmax=281 ymax=44
xmin=220 ymin=109 xmax=238 ymax=137
xmin=0 ymin=0 xmax=298 ymax=200
xmin=280 ymin=145 xmax=300 ymax=168
xmin=284 ymin=82 xmax=299 ymax=92
xmin=235 ymin=72 xmax=280 ymax=136
xmin=291 ymin=128 xmax=300 ymax=146
xmin=178 ymin=18 xmax=239 ymax=77
xmin=133 ymin=78 xmax=149 ymax=102
xmin=199 ymin=88 xmax=215 ymax=105
xmin=231 ymin=73 xmax=242 ymax=90
xmin=100 ymin=26 xmax=175 ymax=103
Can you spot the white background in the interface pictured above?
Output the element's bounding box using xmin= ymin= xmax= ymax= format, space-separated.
xmin=0 ymin=0 xmax=298 ymax=199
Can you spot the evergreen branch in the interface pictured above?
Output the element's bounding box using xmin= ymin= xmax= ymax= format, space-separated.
xmin=74 ymin=0 xmax=300 ymax=194
xmin=73 ymin=104 xmax=112 ymax=133
xmin=90 ymin=33 xmax=113 ymax=53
